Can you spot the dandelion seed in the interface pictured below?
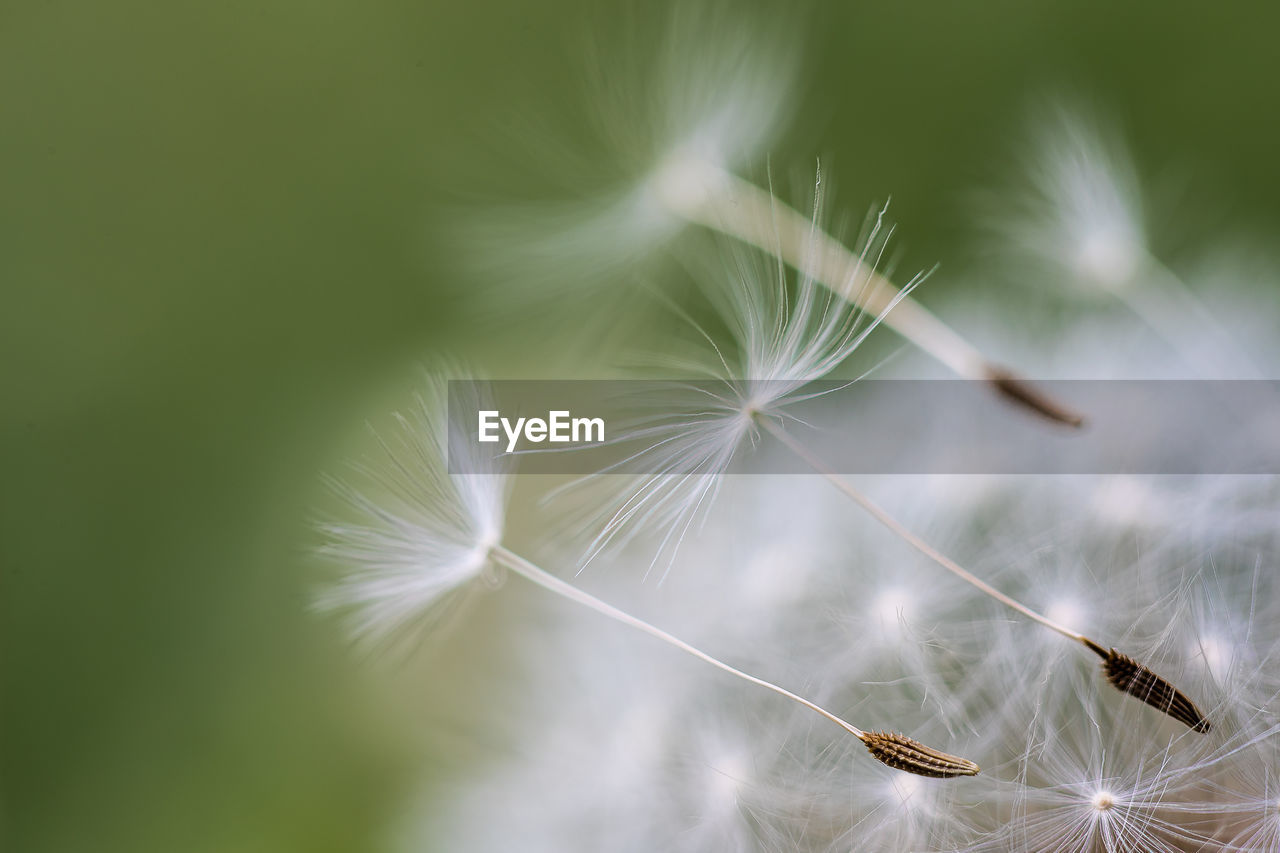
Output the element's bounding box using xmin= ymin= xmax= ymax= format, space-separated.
xmin=461 ymin=5 xmax=796 ymax=307
xmin=428 ymin=608 xmax=971 ymax=852
xmin=1089 ymin=475 xmax=1170 ymax=529
xmin=1089 ymin=789 xmax=1116 ymax=811
xmin=873 ymin=587 xmax=916 ymax=631
xmin=673 ymin=165 xmax=1083 ymax=423
xmin=1045 ymin=597 xmax=1085 ymax=632
xmin=763 ymin=417 xmax=1212 ymax=734
xmin=572 ymin=198 xmax=915 ymax=576
xmin=1089 ymin=643 xmax=1211 ymax=733
xmin=990 ymin=103 xmax=1263 ymax=379
xmin=320 ymin=373 xmax=978 ymax=779
xmin=983 ymin=365 xmax=1085 ymax=426
xmin=315 ymin=374 xmax=509 ymax=656
xmin=859 ymin=731 xmax=980 ymax=779
xmin=470 ymin=11 xmax=1081 ymax=422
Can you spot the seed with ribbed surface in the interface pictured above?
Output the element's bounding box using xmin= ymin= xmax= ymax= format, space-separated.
xmin=860 ymin=731 xmax=980 ymax=778
xmin=1102 ymin=649 xmax=1211 ymax=733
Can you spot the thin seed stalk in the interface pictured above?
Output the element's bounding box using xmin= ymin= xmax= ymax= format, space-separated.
xmin=658 ymin=162 xmax=1084 ymax=426
xmin=758 ymin=417 xmax=1210 ymax=733
xmin=487 ymin=544 xmax=980 ymax=776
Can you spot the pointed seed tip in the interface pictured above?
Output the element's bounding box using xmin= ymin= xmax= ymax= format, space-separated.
xmin=985 ymin=366 xmax=1086 ymax=428
xmin=1102 ymin=648 xmax=1211 ymax=733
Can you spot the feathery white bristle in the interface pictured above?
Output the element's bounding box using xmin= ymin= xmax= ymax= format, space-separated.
xmin=316 ymin=375 xmax=509 ymax=653
xmin=461 ymin=5 xmax=796 ymax=308
xmin=997 ymin=104 xmax=1147 ymax=294
xmin=463 ymin=11 xmax=1053 ymax=399
xmin=572 ymin=189 xmax=910 ymax=576
xmin=984 ymin=104 xmax=1271 ymax=380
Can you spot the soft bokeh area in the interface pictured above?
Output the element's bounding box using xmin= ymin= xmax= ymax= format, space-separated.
xmin=3 ymin=2 xmax=1278 ymax=850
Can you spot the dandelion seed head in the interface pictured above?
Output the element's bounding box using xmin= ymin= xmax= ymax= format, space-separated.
xmin=595 ymin=3 xmax=798 ymax=222
xmin=873 ymin=587 xmax=915 ymax=630
xmin=1045 ymin=597 xmax=1084 ymax=632
xmin=316 ymin=374 xmax=510 ymax=653
xmin=1089 ymin=788 xmax=1116 ymax=812
xmin=460 ymin=4 xmax=797 ymax=312
xmin=1027 ymin=107 xmax=1145 ymax=292
xmin=1195 ymin=633 xmax=1234 ymax=684
xmin=986 ymin=104 xmax=1147 ymax=297
xmin=642 ymin=137 xmax=734 ymax=222
xmin=573 ymin=190 xmax=909 ymax=575
xmin=1073 ymin=222 xmax=1142 ymax=289
xmin=1089 ymin=475 xmax=1169 ymax=528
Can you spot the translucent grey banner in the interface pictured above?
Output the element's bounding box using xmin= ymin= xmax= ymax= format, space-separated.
xmin=447 ymin=380 xmax=1280 ymax=475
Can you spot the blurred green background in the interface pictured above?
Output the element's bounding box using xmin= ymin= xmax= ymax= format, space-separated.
xmin=3 ymin=2 xmax=1278 ymax=850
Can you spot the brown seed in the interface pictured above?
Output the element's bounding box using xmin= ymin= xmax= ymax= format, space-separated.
xmin=1102 ymin=648 xmax=1211 ymax=733
xmin=860 ymin=731 xmax=980 ymax=778
xmin=984 ymin=366 xmax=1086 ymax=427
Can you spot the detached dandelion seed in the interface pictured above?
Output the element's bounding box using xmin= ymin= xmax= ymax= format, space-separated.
xmin=472 ymin=9 xmax=1082 ymax=423
xmin=763 ymin=417 xmax=1211 ymax=735
xmin=319 ymin=373 xmax=978 ymax=780
xmin=991 ymin=103 xmax=1263 ymax=379
xmin=648 ymin=160 xmax=1084 ymax=424
xmin=573 ymin=189 xmax=917 ymax=576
